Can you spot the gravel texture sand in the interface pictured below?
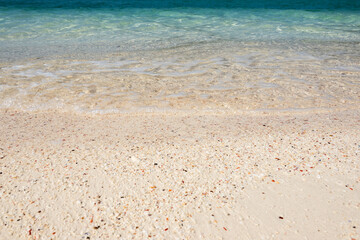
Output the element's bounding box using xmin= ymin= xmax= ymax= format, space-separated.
xmin=0 ymin=109 xmax=359 ymax=239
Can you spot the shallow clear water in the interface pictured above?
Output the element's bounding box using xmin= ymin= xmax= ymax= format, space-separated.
xmin=1 ymin=5 xmax=360 ymax=60
xmin=0 ymin=0 xmax=360 ymax=113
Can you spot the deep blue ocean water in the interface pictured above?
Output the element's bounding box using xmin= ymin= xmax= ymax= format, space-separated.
xmin=1 ymin=0 xmax=360 ymax=9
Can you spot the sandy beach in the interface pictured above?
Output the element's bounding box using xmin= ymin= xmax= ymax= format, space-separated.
xmin=0 ymin=109 xmax=359 ymax=239
xmin=1 ymin=0 xmax=360 ymax=239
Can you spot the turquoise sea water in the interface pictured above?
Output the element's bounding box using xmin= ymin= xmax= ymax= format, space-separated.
xmin=0 ymin=0 xmax=360 ymax=112
xmin=1 ymin=0 xmax=360 ymax=60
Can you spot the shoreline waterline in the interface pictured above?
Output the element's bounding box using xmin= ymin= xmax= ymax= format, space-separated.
xmin=1 ymin=40 xmax=359 ymax=114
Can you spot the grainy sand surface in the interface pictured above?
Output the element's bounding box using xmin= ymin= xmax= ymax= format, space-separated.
xmin=0 ymin=109 xmax=359 ymax=239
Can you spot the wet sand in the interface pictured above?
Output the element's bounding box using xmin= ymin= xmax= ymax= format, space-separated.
xmin=0 ymin=109 xmax=359 ymax=239
xmin=1 ymin=44 xmax=360 ymax=114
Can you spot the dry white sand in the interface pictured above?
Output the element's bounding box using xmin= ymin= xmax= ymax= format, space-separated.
xmin=0 ymin=109 xmax=359 ymax=239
